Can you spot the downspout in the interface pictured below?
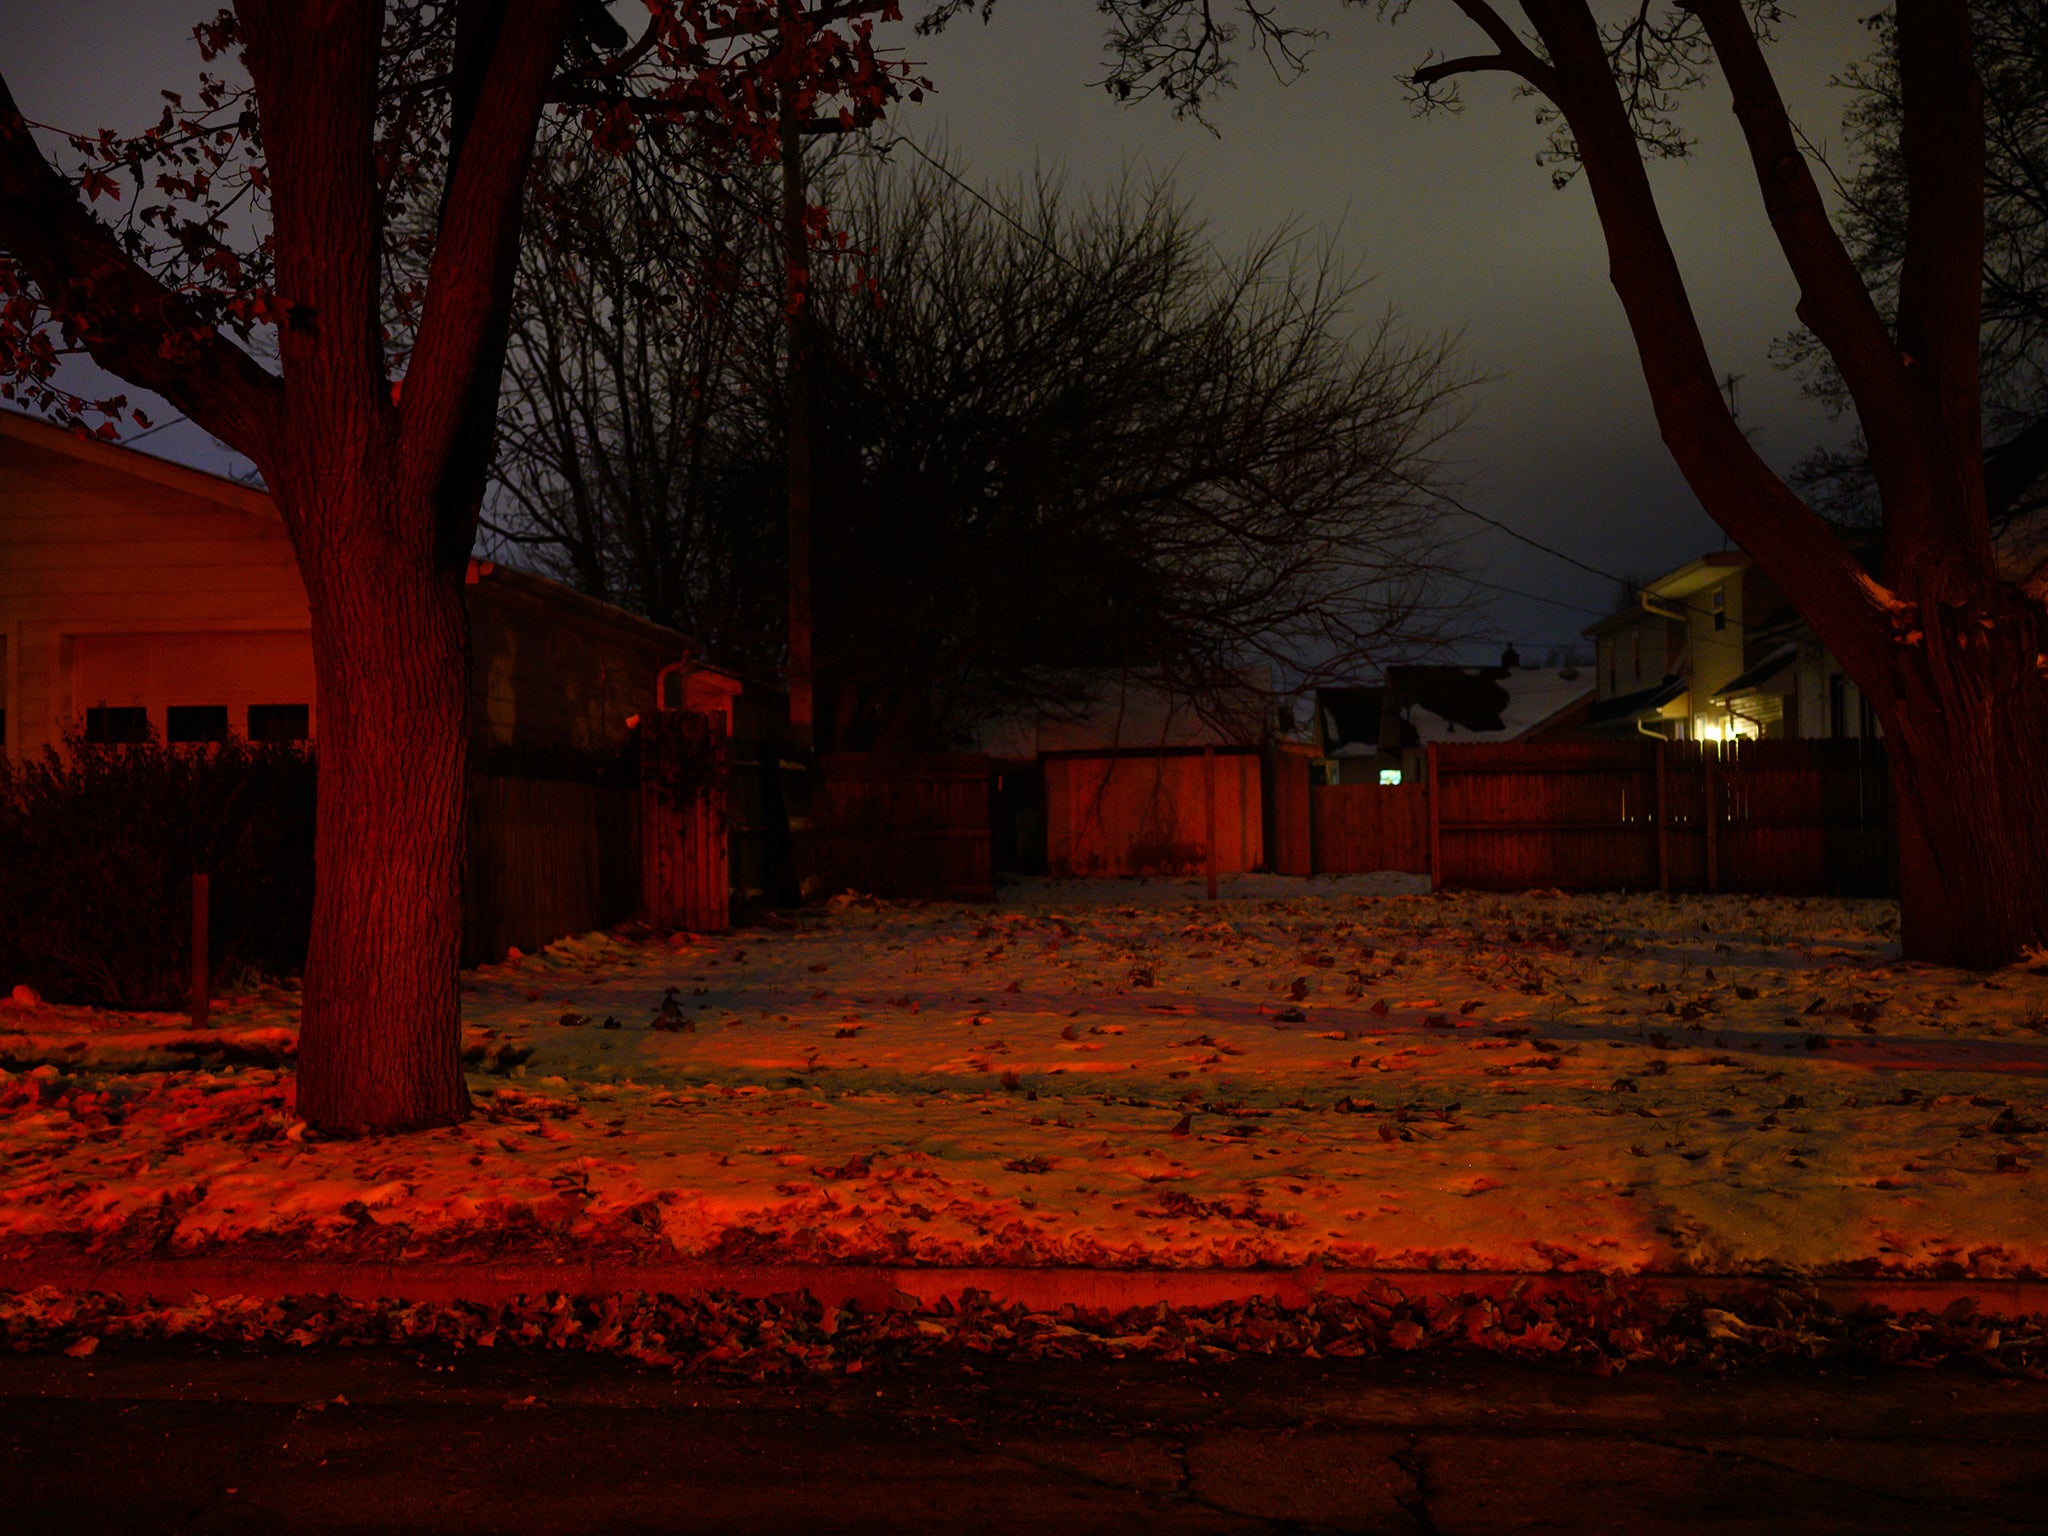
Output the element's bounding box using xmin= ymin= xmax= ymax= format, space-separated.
xmin=1639 ymin=592 xmax=1691 ymax=737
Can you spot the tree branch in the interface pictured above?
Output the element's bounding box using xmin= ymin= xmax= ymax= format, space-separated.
xmin=1512 ymin=0 xmax=1896 ymax=692
xmin=1411 ymin=52 xmax=1532 ymax=86
xmin=0 ymin=73 xmax=280 ymax=461
xmin=1893 ymin=0 xmax=1988 ymax=562
xmin=1686 ymin=0 xmax=1941 ymax=553
xmin=399 ymin=0 xmax=577 ymax=525
xmin=1448 ymin=0 xmax=1551 ymax=81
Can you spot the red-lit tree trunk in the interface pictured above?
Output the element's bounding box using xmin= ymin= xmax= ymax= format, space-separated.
xmin=292 ymin=497 xmax=475 ymax=1131
xmin=1884 ymin=623 xmax=2048 ymax=967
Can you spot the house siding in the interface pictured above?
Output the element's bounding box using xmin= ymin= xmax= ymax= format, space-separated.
xmin=0 ymin=420 xmax=312 ymax=756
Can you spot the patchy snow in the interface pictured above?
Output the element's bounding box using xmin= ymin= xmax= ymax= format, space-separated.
xmin=3 ymin=884 xmax=2046 ymax=1277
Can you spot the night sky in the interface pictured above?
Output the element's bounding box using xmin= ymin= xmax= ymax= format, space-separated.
xmin=2 ymin=1 xmax=1882 ymax=662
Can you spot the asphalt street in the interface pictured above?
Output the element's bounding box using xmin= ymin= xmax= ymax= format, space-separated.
xmin=6 ymin=1347 xmax=2046 ymax=1533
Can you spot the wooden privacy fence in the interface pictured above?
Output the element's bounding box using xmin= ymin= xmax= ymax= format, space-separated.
xmin=1044 ymin=747 xmax=1263 ymax=879
xmin=1308 ymin=739 xmax=1889 ymax=895
xmin=812 ymin=752 xmax=994 ymax=901
xmin=463 ymin=771 xmax=640 ymax=965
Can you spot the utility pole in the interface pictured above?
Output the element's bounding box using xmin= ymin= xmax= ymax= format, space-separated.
xmin=779 ymin=6 xmax=815 ymax=746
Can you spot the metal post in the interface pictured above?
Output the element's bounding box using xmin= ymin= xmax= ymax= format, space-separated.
xmin=1704 ymin=746 xmax=1720 ymax=895
xmin=1203 ymin=744 xmax=1218 ymax=901
xmin=190 ymin=871 xmax=210 ymax=1029
xmin=1426 ymin=743 xmax=1443 ymax=893
xmin=778 ymin=51 xmax=814 ymax=746
xmin=1655 ymin=745 xmax=1670 ymax=894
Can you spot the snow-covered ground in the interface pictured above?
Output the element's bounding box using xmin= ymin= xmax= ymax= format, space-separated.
xmin=4 ymin=880 xmax=2046 ymax=1278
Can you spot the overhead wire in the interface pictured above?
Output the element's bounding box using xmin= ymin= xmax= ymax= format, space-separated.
xmin=884 ymin=129 xmax=1737 ymax=629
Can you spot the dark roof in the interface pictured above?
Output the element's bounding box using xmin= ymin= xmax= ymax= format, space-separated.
xmin=1585 ymin=674 xmax=1686 ymax=726
xmin=1385 ymin=666 xmax=1513 ymax=734
xmin=1712 ymin=645 xmax=1798 ymax=701
xmin=1317 ymin=686 xmax=1387 ymax=752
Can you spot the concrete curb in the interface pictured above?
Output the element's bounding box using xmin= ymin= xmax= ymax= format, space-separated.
xmin=4 ymin=1256 xmax=2046 ymax=1318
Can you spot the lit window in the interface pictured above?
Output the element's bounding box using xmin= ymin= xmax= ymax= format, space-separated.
xmin=84 ymin=706 xmax=150 ymax=744
xmin=167 ymin=705 xmax=229 ymax=743
xmin=1379 ymin=768 xmax=1403 ymax=786
xmin=248 ymin=703 xmax=310 ymax=742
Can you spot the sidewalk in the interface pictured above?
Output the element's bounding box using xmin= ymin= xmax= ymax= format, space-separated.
xmin=8 ymin=1345 xmax=2048 ymax=1532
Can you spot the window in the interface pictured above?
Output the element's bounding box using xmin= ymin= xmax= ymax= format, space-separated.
xmin=248 ymin=703 xmax=311 ymax=743
xmin=166 ymin=705 xmax=230 ymax=743
xmin=1378 ymin=767 xmax=1403 ymax=787
xmin=84 ymin=706 xmax=150 ymax=743
xmin=1711 ymin=585 xmax=1727 ymax=632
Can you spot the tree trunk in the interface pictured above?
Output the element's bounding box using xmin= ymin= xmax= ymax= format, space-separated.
xmin=1884 ymin=617 xmax=2048 ymax=968
xmin=293 ymin=492 xmax=474 ymax=1134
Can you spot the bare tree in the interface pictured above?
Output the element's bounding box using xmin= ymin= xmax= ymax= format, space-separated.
xmin=486 ymin=138 xmax=788 ymax=661
xmin=804 ymin=156 xmax=1468 ymax=748
xmin=488 ymin=149 xmax=1469 ymax=748
xmin=933 ymin=0 xmax=2048 ymax=965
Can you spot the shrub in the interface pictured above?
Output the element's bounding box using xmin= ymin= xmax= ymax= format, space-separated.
xmin=0 ymin=736 xmax=316 ymax=1009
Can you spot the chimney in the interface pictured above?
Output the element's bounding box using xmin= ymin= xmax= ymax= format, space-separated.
xmin=1500 ymin=644 xmax=1521 ymax=670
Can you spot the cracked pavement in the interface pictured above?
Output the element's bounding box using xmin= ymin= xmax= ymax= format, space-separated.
xmin=7 ymin=1347 xmax=2048 ymax=1532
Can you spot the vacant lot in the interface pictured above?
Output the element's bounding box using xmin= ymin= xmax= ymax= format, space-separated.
xmin=4 ymin=877 xmax=2045 ymax=1276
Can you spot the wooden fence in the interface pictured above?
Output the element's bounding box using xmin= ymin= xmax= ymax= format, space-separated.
xmin=463 ymin=771 xmax=641 ymax=965
xmin=1044 ymin=748 xmax=1263 ymax=879
xmin=1308 ymin=739 xmax=1889 ymax=895
xmin=811 ymin=752 xmax=994 ymax=901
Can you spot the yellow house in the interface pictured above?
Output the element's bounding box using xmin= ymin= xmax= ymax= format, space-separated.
xmin=0 ymin=409 xmax=734 ymax=761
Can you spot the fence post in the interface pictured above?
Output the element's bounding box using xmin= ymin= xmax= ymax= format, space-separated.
xmin=1203 ymin=745 xmax=1218 ymax=901
xmin=1704 ymin=746 xmax=1720 ymax=895
xmin=1426 ymin=743 xmax=1442 ymax=892
xmin=1655 ymin=745 xmax=1670 ymax=894
xmin=190 ymin=870 xmax=210 ymax=1029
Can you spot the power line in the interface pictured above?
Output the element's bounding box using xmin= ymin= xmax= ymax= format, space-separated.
xmin=1461 ymin=574 xmax=1608 ymax=617
xmin=890 ymin=128 xmax=1734 ymax=628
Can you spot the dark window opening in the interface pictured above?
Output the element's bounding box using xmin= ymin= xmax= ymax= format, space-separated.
xmin=84 ymin=705 xmax=151 ymax=744
xmin=247 ymin=703 xmax=311 ymax=743
xmin=166 ymin=705 xmax=230 ymax=743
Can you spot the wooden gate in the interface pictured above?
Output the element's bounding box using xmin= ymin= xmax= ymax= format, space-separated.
xmin=1043 ymin=748 xmax=1262 ymax=878
xmin=1310 ymin=781 xmax=1431 ymax=874
xmin=641 ymin=710 xmax=730 ymax=932
xmin=812 ymin=753 xmax=994 ymax=901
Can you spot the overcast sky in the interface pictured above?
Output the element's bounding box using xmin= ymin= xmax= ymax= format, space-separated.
xmin=1 ymin=2 xmax=1883 ymax=662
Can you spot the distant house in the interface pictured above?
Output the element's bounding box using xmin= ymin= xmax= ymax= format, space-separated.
xmin=1315 ymin=647 xmax=1595 ymax=785
xmin=1581 ymin=552 xmax=1875 ymax=742
xmin=0 ymin=410 xmax=738 ymax=762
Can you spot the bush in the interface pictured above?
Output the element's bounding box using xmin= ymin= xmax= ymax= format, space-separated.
xmin=0 ymin=737 xmax=316 ymax=1009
